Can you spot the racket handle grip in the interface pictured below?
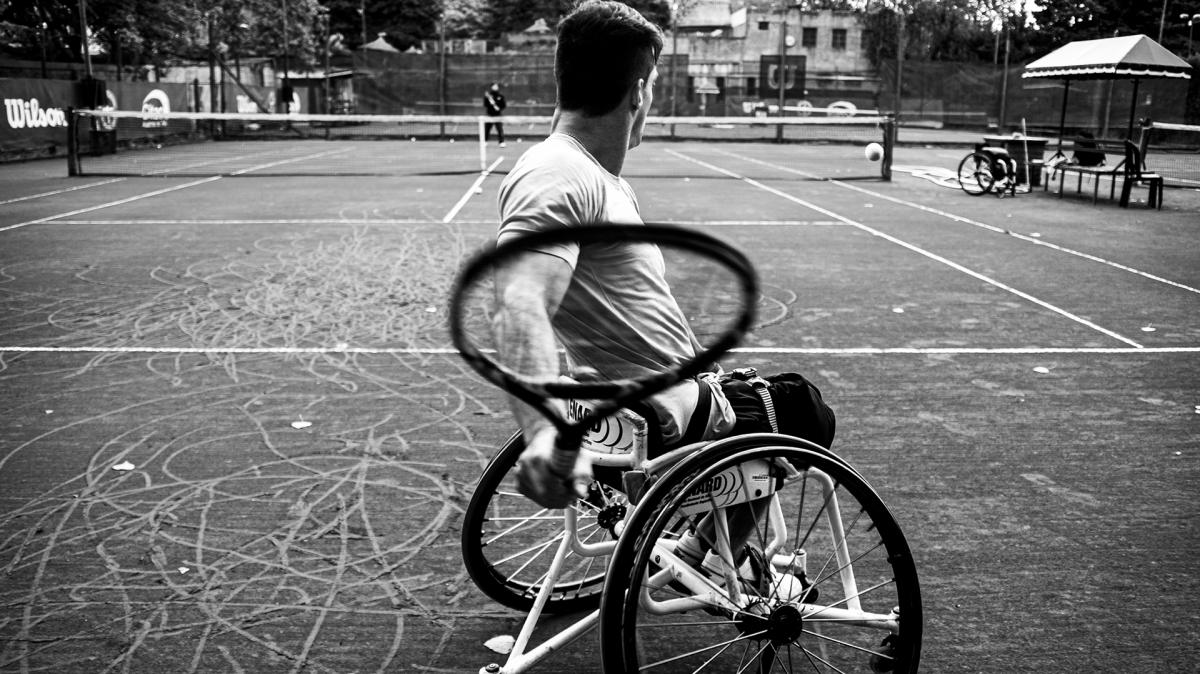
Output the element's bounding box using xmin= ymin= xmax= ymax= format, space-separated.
xmin=548 ymin=443 xmax=580 ymax=478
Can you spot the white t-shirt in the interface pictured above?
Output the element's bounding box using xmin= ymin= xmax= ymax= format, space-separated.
xmin=497 ymin=133 xmax=733 ymax=445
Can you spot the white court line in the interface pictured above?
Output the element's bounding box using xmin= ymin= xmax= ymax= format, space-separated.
xmin=443 ymin=157 xmax=505 ymax=223
xmin=49 ymin=219 xmax=498 ymax=226
xmin=2 ymin=346 xmax=1197 ymax=355
xmin=229 ymin=147 xmax=354 ymax=175
xmin=720 ymin=150 xmax=1200 ymax=296
xmin=45 ymin=218 xmax=840 ymax=227
xmin=0 ymin=178 xmax=223 ymax=234
xmin=0 ymin=178 xmax=126 ymax=206
xmin=0 ymin=148 xmax=359 ymax=235
xmin=666 ymin=148 xmax=1144 ymax=349
xmin=661 ymin=220 xmax=841 ymax=226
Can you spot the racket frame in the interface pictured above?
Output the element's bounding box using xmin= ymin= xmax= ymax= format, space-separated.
xmin=448 ymin=223 xmax=759 ymax=450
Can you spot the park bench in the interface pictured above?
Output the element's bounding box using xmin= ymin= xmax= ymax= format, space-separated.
xmin=1045 ymin=137 xmax=1163 ymax=208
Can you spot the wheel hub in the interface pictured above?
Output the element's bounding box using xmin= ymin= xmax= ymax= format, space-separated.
xmin=595 ymin=503 xmax=626 ymax=533
xmin=766 ymin=604 xmax=804 ymax=644
xmin=735 ymin=602 xmax=804 ymax=645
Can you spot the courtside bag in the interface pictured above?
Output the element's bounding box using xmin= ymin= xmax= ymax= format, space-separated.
xmin=720 ymin=369 xmax=836 ymax=448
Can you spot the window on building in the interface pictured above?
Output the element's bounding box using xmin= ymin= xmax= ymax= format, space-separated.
xmin=758 ymin=21 xmax=769 ymax=30
xmin=801 ymin=27 xmax=817 ymax=48
xmin=832 ymin=28 xmax=847 ymax=50
xmin=747 ymin=77 xmax=757 ymax=97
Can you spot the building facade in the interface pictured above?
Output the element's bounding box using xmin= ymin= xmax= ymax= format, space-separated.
xmin=666 ymin=1 xmax=879 ymax=115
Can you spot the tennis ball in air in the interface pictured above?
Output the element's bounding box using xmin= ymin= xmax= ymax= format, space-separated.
xmin=864 ymin=142 xmax=883 ymax=162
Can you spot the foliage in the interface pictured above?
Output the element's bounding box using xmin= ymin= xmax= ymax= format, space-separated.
xmin=1030 ymin=0 xmax=1200 ymax=56
xmin=5 ymin=0 xmax=1199 ymax=75
xmin=861 ymin=0 xmax=1200 ymax=67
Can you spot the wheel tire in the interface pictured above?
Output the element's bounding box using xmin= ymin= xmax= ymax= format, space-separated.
xmin=958 ymin=151 xmax=995 ymax=195
xmin=599 ymin=437 xmax=922 ymax=673
xmin=461 ymin=432 xmax=622 ymax=613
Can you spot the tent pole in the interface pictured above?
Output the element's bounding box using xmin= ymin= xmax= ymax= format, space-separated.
xmin=1055 ymin=78 xmax=1071 ymax=158
xmin=1127 ymin=78 xmax=1140 ymax=139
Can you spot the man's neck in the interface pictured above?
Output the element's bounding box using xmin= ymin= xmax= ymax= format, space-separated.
xmin=553 ymin=110 xmax=632 ymax=176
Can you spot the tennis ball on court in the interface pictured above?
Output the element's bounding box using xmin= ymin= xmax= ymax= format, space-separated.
xmin=864 ymin=142 xmax=883 ymax=162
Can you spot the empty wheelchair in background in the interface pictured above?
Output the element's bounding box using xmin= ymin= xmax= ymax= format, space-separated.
xmin=957 ymin=143 xmax=1018 ymax=197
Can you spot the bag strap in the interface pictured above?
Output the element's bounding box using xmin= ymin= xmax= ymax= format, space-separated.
xmin=748 ymin=377 xmax=778 ymax=433
xmin=728 ymin=367 xmax=778 ymax=434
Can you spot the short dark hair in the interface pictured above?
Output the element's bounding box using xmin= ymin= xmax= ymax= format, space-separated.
xmin=555 ymin=1 xmax=664 ymax=117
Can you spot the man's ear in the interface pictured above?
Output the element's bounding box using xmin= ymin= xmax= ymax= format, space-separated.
xmin=631 ymin=78 xmax=645 ymax=111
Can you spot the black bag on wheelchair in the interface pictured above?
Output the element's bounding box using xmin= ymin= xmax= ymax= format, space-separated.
xmin=719 ymin=369 xmax=836 ymax=448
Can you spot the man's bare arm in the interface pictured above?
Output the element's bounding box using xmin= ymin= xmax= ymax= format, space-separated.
xmin=492 ymin=250 xmax=573 ymax=431
xmin=490 ymin=248 xmax=591 ymax=507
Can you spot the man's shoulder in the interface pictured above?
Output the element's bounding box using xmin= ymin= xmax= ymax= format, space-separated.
xmin=499 ymin=137 xmax=607 ymax=225
xmin=508 ymin=137 xmax=603 ymax=185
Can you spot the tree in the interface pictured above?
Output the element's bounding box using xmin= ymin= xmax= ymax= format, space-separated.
xmin=476 ymin=0 xmax=670 ymax=38
xmin=1029 ymin=0 xmax=1200 ymax=56
xmin=861 ymin=0 xmax=1001 ymax=66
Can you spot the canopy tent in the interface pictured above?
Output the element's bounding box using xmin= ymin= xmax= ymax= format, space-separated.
xmin=1022 ymin=34 xmax=1192 ymax=150
xmin=360 ymin=33 xmax=399 ymax=53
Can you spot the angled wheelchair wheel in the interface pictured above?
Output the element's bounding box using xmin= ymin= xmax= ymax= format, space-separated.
xmin=957 ymin=151 xmax=995 ymax=196
xmin=461 ymin=432 xmax=624 ymax=613
xmin=599 ymin=437 xmax=921 ymax=673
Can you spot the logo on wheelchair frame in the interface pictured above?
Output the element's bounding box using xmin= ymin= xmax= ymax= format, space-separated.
xmin=679 ymin=460 xmax=776 ymax=515
xmin=567 ymin=399 xmax=648 ymax=454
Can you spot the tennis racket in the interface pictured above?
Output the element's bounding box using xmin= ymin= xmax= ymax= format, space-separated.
xmin=448 ymin=223 xmax=758 ymax=503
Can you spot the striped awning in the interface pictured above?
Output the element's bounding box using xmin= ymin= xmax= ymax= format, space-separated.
xmin=1022 ymin=34 xmax=1192 ymax=80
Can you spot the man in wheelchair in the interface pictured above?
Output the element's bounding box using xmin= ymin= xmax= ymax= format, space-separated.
xmin=491 ymin=0 xmax=834 ymax=546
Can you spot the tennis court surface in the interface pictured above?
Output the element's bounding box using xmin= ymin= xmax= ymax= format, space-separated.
xmin=2 ymin=126 xmax=1198 ymax=673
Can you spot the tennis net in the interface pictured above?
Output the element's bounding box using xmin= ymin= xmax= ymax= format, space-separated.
xmin=68 ymin=109 xmax=894 ymax=180
xmin=1140 ymin=122 xmax=1200 ymax=188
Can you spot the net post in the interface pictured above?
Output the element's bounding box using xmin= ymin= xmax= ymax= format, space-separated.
xmin=881 ymin=116 xmax=895 ymax=181
xmin=66 ymin=107 xmax=80 ymax=176
xmin=1137 ymin=119 xmax=1151 ymax=160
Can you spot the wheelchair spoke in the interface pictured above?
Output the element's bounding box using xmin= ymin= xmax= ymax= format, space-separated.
xmin=638 ymin=629 xmax=769 ymax=671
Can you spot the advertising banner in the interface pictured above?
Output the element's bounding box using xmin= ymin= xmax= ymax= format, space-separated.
xmin=1 ymin=79 xmax=75 ymax=152
xmin=1 ymin=78 xmax=193 ymax=155
xmin=758 ymin=55 xmax=806 ymax=100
